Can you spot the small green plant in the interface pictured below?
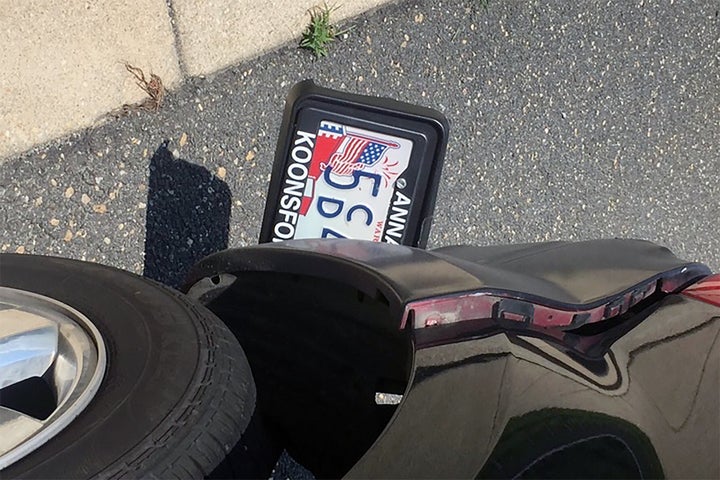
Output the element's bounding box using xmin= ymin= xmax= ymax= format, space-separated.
xmin=300 ymin=4 xmax=352 ymax=58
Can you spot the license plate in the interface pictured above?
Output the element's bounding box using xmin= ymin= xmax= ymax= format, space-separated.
xmin=260 ymin=80 xmax=449 ymax=248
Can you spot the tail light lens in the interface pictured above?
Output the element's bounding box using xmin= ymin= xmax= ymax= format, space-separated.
xmin=681 ymin=274 xmax=720 ymax=307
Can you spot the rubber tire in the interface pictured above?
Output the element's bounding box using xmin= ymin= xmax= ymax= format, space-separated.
xmin=0 ymin=254 xmax=256 ymax=479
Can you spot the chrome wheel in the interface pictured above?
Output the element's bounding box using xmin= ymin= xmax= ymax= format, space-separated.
xmin=0 ymin=287 xmax=106 ymax=470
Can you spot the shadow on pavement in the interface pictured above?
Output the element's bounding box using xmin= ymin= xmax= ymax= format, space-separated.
xmin=143 ymin=141 xmax=231 ymax=288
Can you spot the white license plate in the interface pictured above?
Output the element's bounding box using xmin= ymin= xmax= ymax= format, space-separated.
xmin=290 ymin=121 xmax=413 ymax=242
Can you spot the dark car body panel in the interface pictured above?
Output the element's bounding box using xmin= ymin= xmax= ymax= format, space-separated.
xmin=433 ymin=239 xmax=707 ymax=305
xmin=347 ymin=295 xmax=719 ymax=478
xmin=185 ymin=239 xmax=708 ymax=328
xmin=184 ymin=239 xmax=719 ymax=478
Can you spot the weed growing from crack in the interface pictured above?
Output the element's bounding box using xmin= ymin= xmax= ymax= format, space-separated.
xmin=300 ymin=4 xmax=353 ymax=58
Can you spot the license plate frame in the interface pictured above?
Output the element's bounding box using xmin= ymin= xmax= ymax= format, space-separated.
xmin=260 ymin=80 xmax=449 ymax=248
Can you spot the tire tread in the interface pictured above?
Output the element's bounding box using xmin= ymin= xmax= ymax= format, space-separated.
xmin=101 ymin=282 xmax=256 ymax=479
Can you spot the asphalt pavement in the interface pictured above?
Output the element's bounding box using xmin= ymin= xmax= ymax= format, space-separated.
xmin=1 ymin=0 xmax=719 ymax=474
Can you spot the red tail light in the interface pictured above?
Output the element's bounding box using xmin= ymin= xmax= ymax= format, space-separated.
xmin=681 ymin=274 xmax=720 ymax=307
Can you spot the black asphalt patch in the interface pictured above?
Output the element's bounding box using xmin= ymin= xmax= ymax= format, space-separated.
xmin=3 ymin=0 xmax=718 ymax=274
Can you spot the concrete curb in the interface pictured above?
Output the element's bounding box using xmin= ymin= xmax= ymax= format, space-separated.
xmin=0 ymin=0 xmax=392 ymax=162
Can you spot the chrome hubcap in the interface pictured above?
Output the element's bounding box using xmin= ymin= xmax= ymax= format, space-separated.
xmin=0 ymin=287 xmax=106 ymax=470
